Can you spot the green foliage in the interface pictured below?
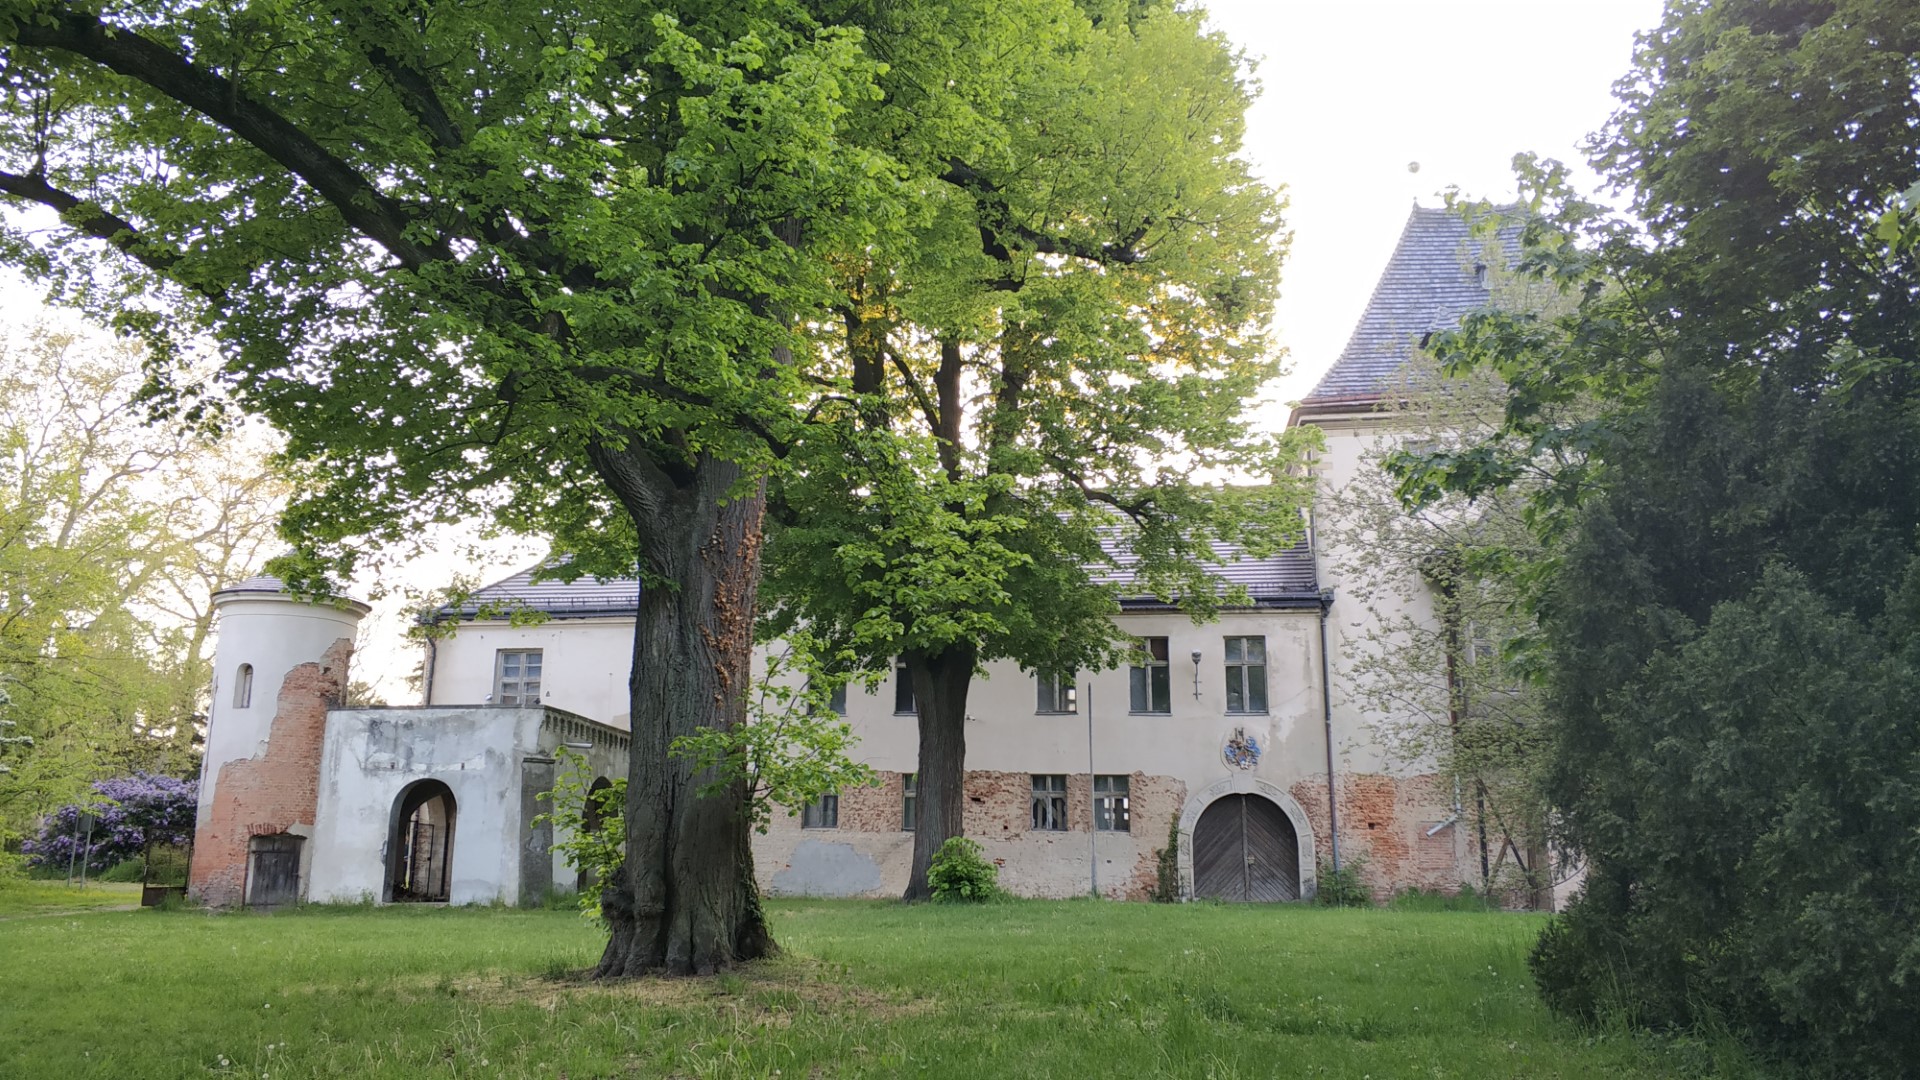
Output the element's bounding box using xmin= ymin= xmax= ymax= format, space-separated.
xmin=0 ymin=319 xmax=283 ymax=839
xmin=1389 ymin=885 xmax=1497 ymax=913
xmin=531 ymin=750 xmax=626 ymax=919
xmin=94 ymin=859 xmax=145 ymax=884
xmin=1392 ymin=2 xmax=1920 ymax=1072
xmin=669 ymin=638 xmax=877 ymax=832
xmin=925 ymin=837 xmax=1000 ymax=903
xmin=1151 ymin=816 xmax=1180 ymax=903
xmin=1313 ymin=856 xmax=1372 ymax=908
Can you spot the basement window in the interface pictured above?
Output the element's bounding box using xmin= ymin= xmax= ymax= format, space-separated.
xmin=802 ymin=792 xmax=839 ymax=829
xmin=1031 ymin=774 xmax=1068 ymax=831
xmin=1094 ymin=775 xmax=1130 ymax=832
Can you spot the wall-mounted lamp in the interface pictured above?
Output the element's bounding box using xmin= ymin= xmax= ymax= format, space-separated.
xmin=1190 ymin=650 xmax=1203 ymax=700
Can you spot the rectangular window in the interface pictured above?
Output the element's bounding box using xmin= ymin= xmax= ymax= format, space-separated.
xmin=1094 ymin=775 xmax=1130 ymax=832
xmin=1036 ymin=671 xmax=1076 ymax=713
xmin=894 ymin=662 xmax=915 ymax=714
xmin=495 ymin=649 xmax=543 ymax=706
xmin=829 ymin=682 xmax=848 ymax=715
xmin=1128 ymin=637 xmax=1171 ymax=714
xmin=902 ymin=773 xmax=917 ymax=832
xmin=1224 ymin=636 xmax=1267 ymax=713
xmin=801 ymin=793 xmax=839 ymax=829
xmin=1031 ymin=774 xmax=1068 ymax=831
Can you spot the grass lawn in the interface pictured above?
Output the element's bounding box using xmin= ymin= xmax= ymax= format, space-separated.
xmin=0 ymin=878 xmax=142 ymax=917
xmin=0 ymin=899 xmax=1751 ymax=1079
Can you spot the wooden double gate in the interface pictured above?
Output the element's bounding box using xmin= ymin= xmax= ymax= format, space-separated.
xmin=1192 ymin=794 xmax=1301 ymax=902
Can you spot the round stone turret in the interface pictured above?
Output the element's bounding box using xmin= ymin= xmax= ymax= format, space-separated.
xmin=188 ymin=576 xmax=370 ymax=908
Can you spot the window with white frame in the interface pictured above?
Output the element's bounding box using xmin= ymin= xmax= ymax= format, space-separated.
xmin=1036 ymin=671 xmax=1076 ymax=713
xmin=902 ymin=773 xmax=916 ymax=832
xmin=495 ymin=649 xmax=543 ymax=705
xmin=893 ymin=662 xmax=915 ymax=714
xmin=1094 ymin=775 xmax=1130 ymax=832
xmin=233 ymin=663 xmax=253 ymax=709
xmin=1128 ymin=637 xmax=1171 ymax=714
xmin=1031 ymin=774 xmax=1068 ymax=831
xmin=1224 ymin=636 xmax=1267 ymax=713
xmin=802 ymin=792 xmax=839 ymax=829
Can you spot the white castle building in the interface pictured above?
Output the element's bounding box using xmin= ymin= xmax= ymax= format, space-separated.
xmin=189 ymin=207 xmax=1510 ymax=908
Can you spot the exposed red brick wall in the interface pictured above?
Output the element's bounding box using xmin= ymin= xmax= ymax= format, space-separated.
xmin=1122 ymin=773 xmax=1186 ymax=900
xmin=960 ymin=770 xmax=1035 ymax=837
xmin=838 ymin=774 xmax=907 ymax=833
xmin=1304 ymin=771 xmax=1466 ymax=901
xmin=189 ymin=639 xmax=353 ymax=908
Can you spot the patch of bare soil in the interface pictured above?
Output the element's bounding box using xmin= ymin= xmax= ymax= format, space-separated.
xmin=413 ymin=956 xmax=934 ymax=1023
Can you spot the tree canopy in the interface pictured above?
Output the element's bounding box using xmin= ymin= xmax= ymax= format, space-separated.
xmin=0 ymin=0 xmax=1302 ymax=967
xmin=759 ymin=1 xmax=1311 ymax=897
xmin=0 ymin=317 xmax=282 ymax=841
xmin=1397 ymin=1 xmax=1920 ymax=1070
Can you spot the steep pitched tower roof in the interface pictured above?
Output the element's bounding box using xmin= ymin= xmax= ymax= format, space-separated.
xmin=1291 ymin=204 xmax=1518 ymax=422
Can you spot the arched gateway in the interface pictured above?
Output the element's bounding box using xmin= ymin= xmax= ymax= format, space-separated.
xmin=1193 ymin=794 xmax=1301 ymax=901
xmin=387 ymin=780 xmax=456 ymax=902
xmin=1176 ymin=776 xmax=1317 ymax=902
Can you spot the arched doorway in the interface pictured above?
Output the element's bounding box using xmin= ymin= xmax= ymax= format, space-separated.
xmin=1192 ymin=793 xmax=1301 ymax=901
xmin=388 ymin=780 xmax=456 ymax=902
xmin=577 ymin=777 xmax=612 ymax=892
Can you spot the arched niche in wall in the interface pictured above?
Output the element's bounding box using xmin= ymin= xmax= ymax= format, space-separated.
xmin=233 ymin=663 xmax=254 ymax=709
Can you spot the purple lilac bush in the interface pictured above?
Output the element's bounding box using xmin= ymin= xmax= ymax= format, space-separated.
xmin=21 ymin=773 xmax=198 ymax=871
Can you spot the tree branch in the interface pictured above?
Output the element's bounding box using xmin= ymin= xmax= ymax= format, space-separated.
xmin=0 ymin=168 xmax=226 ymax=297
xmin=14 ymin=7 xmax=449 ymax=269
xmin=942 ymin=157 xmax=1150 ymax=268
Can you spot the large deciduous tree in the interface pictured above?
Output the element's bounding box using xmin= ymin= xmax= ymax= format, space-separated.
xmin=1396 ymin=1 xmax=1920 ymax=1070
xmin=762 ymin=2 xmax=1313 ymax=899
xmin=1 ymin=0 xmax=894 ymax=974
xmin=0 ymin=316 xmax=283 ymax=838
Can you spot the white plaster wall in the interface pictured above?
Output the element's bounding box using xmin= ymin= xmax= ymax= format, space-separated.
xmin=427 ymin=619 xmax=634 ymax=727
xmin=832 ymin=608 xmax=1331 ymax=791
xmin=197 ymin=592 xmax=366 ymax=832
xmin=1307 ymin=417 xmax=1443 ymax=778
xmin=308 ymin=706 xmax=543 ymax=905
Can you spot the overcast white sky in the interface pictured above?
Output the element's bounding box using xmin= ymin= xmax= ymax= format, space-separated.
xmin=1202 ymin=0 xmax=1665 ymax=412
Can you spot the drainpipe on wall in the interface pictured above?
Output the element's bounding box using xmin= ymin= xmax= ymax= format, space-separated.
xmin=1318 ymin=588 xmax=1341 ymax=872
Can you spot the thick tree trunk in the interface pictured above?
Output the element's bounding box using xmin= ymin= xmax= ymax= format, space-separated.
xmin=589 ymin=443 xmax=774 ymax=977
xmin=902 ymin=641 xmax=979 ymax=900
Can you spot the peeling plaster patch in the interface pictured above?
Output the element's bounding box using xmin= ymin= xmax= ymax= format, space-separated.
xmin=769 ymin=839 xmax=883 ymax=897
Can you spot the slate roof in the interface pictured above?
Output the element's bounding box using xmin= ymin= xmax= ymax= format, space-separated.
xmin=445 ymin=535 xmax=1321 ymax=622
xmin=1298 ymin=204 xmax=1522 ymax=410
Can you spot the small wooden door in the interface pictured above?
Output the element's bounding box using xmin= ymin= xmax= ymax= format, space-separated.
xmin=245 ymin=834 xmax=302 ymax=909
xmin=1192 ymin=794 xmax=1300 ymax=902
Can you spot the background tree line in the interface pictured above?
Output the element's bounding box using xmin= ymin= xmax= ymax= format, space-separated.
xmin=0 ymin=314 xmax=283 ymax=854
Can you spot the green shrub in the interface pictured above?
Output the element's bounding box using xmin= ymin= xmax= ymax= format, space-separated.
xmin=927 ymin=836 xmax=1000 ymax=903
xmin=1314 ymin=856 xmax=1371 ymax=907
xmin=1389 ymin=884 xmax=1497 ymax=912
xmin=95 ymin=859 xmax=146 ymax=883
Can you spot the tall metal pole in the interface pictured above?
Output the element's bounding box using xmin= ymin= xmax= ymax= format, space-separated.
xmin=1086 ymin=682 xmax=1098 ymax=898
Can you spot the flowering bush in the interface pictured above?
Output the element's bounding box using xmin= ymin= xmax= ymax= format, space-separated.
xmin=21 ymin=773 xmax=198 ymax=872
